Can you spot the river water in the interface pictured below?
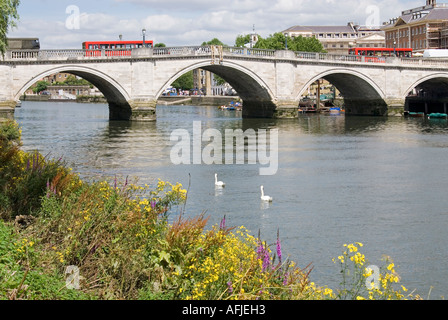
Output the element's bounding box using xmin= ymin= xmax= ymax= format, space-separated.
xmin=15 ymin=101 xmax=448 ymax=299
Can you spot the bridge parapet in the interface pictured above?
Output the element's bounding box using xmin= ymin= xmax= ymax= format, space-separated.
xmin=5 ymin=46 xmax=448 ymax=69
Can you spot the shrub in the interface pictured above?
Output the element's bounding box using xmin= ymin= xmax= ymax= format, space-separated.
xmin=333 ymin=242 xmax=421 ymax=300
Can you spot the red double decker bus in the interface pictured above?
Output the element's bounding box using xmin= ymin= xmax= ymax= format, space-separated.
xmin=82 ymin=40 xmax=154 ymax=57
xmin=349 ymin=47 xmax=413 ymax=60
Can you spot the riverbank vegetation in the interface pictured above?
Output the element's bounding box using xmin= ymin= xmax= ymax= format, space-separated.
xmin=0 ymin=120 xmax=421 ymax=300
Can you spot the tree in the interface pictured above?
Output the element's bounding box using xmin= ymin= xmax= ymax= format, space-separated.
xmin=201 ymin=38 xmax=226 ymax=46
xmin=63 ymin=75 xmax=91 ymax=86
xmin=235 ymin=34 xmax=251 ymax=47
xmin=154 ymin=43 xmax=166 ymax=47
xmin=171 ymin=71 xmax=194 ymax=90
xmin=32 ymin=81 xmax=48 ymax=94
xmin=0 ymin=0 xmax=20 ymax=55
xmin=254 ymin=32 xmax=325 ymax=53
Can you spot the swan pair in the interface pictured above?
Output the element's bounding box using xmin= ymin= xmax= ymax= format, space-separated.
xmin=214 ymin=173 xmax=273 ymax=202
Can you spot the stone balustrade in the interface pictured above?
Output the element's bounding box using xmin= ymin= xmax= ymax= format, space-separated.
xmin=4 ymin=46 xmax=448 ymax=68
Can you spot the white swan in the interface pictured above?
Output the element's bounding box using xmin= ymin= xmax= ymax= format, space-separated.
xmin=260 ymin=185 xmax=273 ymax=202
xmin=215 ymin=173 xmax=225 ymax=187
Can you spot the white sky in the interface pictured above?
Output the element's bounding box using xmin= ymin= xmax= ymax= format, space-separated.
xmin=8 ymin=0 xmax=423 ymax=49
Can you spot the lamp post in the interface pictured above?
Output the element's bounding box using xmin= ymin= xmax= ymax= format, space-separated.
xmin=284 ymin=32 xmax=288 ymax=50
xmin=142 ymin=28 xmax=146 ymax=47
xmin=393 ymin=39 xmax=397 ymax=56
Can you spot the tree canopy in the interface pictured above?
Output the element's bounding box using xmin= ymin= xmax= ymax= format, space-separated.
xmin=235 ymin=32 xmax=325 ymax=53
xmin=235 ymin=34 xmax=251 ymax=47
xmin=171 ymin=70 xmax=194 ymax=90
xmin=201 ymin=38 xmax=226 ymax=46
xmin=0 ymin=0 xmax=20 ymax=55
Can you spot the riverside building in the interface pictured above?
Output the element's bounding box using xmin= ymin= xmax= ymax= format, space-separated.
xmin=382 ymin=0 xmax=448 ymax=54
xmin=281 ymin=23 xmax=385 ymax=55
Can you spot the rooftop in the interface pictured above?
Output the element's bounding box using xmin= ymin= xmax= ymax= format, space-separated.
xmin=283 ymin=25 xmax=357 ymax=34
xmin=383 ymin=2 xmax=448 ymax=28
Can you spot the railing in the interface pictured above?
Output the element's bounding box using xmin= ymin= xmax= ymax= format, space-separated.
xmin=4 ymin=46 xmax=448 ymax=68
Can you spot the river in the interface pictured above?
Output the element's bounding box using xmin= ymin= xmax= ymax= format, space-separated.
xmin=15 ymin=101 xmax=448 ymax=299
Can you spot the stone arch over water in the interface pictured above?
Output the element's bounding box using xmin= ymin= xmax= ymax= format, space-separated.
xmin=298 ymin=69 xmax=388 ymax=116
xmin=159 ymin=60 xmax=278 ymax=118
xmin=404 ymin=73 xmax=448 ymax=98
xmin=16 ymin=65 xmax=133 ymax=120
xmin=404 ymin=73 xmax=448 ymax=114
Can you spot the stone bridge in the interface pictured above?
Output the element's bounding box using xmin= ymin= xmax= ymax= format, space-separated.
xmin=2 ymin=46 xmax=448 ymax=121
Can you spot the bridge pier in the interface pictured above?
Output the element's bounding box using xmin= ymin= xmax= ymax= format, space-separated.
xmin=385 ymin=99 xmax=406 ymax=117
xmin=109 ymin=100 xmax=156 ymax=121
xmin=242 ymin=99 xmax=299 ymax=119
xmin=0 ymin=101 xmax=16 ymax=122
xmin=273 ymin=100 xmax=299 ymax=119
xmin=343 ymin=98 xmax=404 ymax=117
xmin=241 ymin=100 xmax=276 ymax=118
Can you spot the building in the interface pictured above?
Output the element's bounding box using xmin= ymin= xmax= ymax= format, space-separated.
xmin=382 ymin=0 xmax=448 ymax=54
xmin=7 ymin=38 xmax=40 ymax=50
xmin=193 ymin=69 xmax=236 ymax=96
xmin=282 ymin=23 xmax=385 ymax=55
xmin=42 ymin=73 xmax=72 ymax=84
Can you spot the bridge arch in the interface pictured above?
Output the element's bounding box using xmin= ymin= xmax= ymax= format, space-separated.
xmin=403 ymin=73 xmax=448 ymax=99
xmin=159 ymin=60 xmax=277 ymax=117
xmin=16 ymin=65 xmax=133 ymax=120
xmin=297 ymin=68 xmax=388 ymax=115
xmin=404 ymin=73 xmax=448 ymax=114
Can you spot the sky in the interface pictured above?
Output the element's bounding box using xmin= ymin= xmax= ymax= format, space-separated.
xmin=8 ymin=0 xmax=423 ymax=49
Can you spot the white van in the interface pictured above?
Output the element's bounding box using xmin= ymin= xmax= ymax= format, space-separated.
xmin=423 ymin=49 xmax=448 ymax=58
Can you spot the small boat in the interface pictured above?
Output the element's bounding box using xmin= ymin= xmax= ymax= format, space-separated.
xmin=16 ymin=100 xmax=22 ymax=108
xmin=407 ymin=112 xmax=425 ymax=118
xmin=219 ymin=101 xmax=242 ymax=111
xmin=329 ymin=107 xmax=341 ymax=114
xmin=428 ymin=113 xmax=448 ymax=119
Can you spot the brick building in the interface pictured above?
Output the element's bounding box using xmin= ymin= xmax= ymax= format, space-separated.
xmin=382 ymin=0 xmax=448 ymax=54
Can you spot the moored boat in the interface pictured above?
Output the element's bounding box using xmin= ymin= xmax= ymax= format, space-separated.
xmin=428 ymin=113 xmax=448 ymax=119
xmin=407 ymin=112 xmax=425 ymax=118
xmin=329 ymin=107 xmax=341 ymax=114
xmin=219 ymin=101 xmax=242 ymax=111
